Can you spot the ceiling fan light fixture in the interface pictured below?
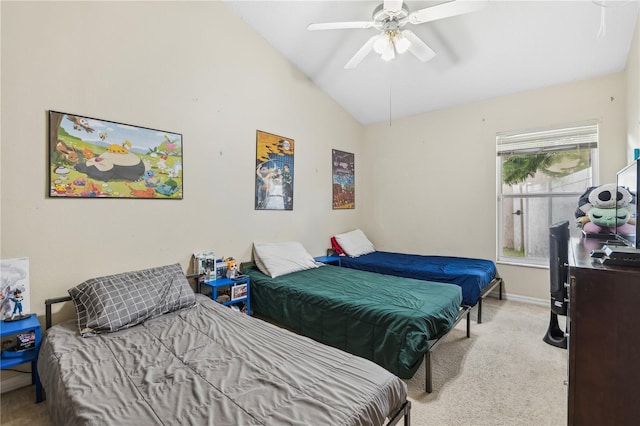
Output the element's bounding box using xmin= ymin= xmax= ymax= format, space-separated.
xmin=381 ymin=39 xmax=395 ymax=61
xmin=311 ymin=0 xmax=487 ymax=69
xmin=393 ymin=32 xmax=411 ymax=54
xmin=373 ymin=34 xmax=388 ymax=54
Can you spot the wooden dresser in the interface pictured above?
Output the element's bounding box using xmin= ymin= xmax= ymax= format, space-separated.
xmin=567 ymin=238 xmax=640 ymax=425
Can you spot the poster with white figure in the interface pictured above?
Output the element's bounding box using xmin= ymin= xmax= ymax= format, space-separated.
xmin=255 ymin=130 xmax=295 ymax=211
xmin=0 ymin=257 xmax=30 ymax=320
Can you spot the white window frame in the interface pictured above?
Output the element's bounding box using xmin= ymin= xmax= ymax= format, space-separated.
xmin=496 ymin=121 xmax=599 ymax=267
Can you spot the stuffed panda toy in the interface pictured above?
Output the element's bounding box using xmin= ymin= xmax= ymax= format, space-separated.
xmin=575 ymin=183 xmax=636 ymax=234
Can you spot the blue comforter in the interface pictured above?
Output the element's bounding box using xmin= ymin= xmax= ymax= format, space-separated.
xmin=340 ymin=251 xmax=497 ymax=306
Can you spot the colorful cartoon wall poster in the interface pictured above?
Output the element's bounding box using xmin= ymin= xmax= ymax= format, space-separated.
xmin=332 ymin=149 xmax=355 ymax=209
xmin=1 ymin=257 xmax=30 ymax=320
xmin=49 ymin=111 xmax=183 ymax=199
xmin=255 ymin=130 xmax=294 ymax=210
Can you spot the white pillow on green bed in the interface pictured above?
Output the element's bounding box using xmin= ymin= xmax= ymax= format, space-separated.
xmin=253 ymin=241 xmax=321 ymax=278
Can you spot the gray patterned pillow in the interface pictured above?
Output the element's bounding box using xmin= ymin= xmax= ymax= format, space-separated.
xmin=68 ymin=263 xmax=196 ymax=337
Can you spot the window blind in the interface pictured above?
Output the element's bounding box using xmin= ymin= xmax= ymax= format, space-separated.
xmin=496 ymin=122 xmax=598 ymax=156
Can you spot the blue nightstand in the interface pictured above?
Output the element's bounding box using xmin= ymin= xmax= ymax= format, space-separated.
xmin=314 ymin=255 xmax=342 ymax=267
xmin=1 ymin=314 xmax=42 ymax=402
xmin=201 ymin=276 xmax=251 ymax=315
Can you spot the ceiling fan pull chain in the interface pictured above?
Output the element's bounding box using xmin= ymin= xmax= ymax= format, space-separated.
xmin=388 ymin=63 xmax=393 ymax=126
xmin=597 ymin=3 xmax=606 ymax=38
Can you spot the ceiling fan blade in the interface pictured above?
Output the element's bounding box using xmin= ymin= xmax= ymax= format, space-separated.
xmin=408 ymin=0 xmax=488 ymax=25
xmin=344 ymin=35 xmax=380 ymax=69
xmin=402 ymin=30 xmax=436 ymax=62
xmin=384 ymin=0 xmax=404 ymax=13
xmin=307 ymin=21 xmax=374 ymax=31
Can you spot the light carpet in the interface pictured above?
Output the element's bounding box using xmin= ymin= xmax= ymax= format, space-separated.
xmin=405 ymin=297 xmax=567 ymax=425
xmin=0 ymin=297 xmax=567 ymax=425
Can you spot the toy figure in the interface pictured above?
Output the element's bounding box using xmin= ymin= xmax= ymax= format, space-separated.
xmin=226 ymin=258 xmax=239 ymax=279
xmin=10 ymin=289 xmax=23 ymax=319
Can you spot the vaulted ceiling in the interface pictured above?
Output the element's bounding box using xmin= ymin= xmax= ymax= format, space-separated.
xmin=224 ymin=0 xmax=639 ymax=124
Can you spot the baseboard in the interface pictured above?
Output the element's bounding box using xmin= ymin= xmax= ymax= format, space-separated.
xmin=0 ymin=373 xmax=31 ymax=394
xmin=487 ymin=291 xmax=549 ymax=307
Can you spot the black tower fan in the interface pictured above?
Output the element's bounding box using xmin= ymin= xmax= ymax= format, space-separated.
xmin=543 ymin=220 xmax=569 ymax=348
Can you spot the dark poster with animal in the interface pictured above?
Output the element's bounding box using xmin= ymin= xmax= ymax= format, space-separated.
xmin=332 ymin=149 xmax=355 ymax=209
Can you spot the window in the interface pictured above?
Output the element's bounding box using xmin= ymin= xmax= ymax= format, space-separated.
xmin=496 ymin=122 xmax=598 ymax=266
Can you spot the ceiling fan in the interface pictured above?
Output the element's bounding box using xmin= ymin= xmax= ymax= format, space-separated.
xmin=307 ymin=0 xmax=488 ymax=69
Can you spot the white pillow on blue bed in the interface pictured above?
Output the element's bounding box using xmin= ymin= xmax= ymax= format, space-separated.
xmin=253 ymin=241 xmax=321 ymax=278
xmin=334 ymin=229 xmax=376 ymax=257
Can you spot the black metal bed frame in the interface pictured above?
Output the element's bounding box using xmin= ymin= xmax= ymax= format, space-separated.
xmin=388 ymin=400 xmax=412 ymax=426
xmin=476 ymin=276 xmax=504 ymax=324
xmin=43 ymin=273 xmax=412 ymax=425
xmin=424 ymin=304 xmax=471 ymax=393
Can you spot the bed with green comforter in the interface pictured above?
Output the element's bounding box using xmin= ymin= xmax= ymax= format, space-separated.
xmin=246 ymin=264 xmax=463 ymax=380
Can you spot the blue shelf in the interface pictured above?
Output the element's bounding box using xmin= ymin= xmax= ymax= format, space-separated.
xmin=200 ymin=276 xmax=251 ymax=315
xmin=1 ymin=350 xmax=38 ymax=368
xmin=0 ymin=313 xmax=43 ymax=402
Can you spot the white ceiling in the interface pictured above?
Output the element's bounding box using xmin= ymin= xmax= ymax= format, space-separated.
xmin=223 ymin=0 xmax=639 ymax=125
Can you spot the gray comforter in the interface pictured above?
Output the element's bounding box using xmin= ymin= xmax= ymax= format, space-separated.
xmin=38 ymin=294 xmax=407 ymax=425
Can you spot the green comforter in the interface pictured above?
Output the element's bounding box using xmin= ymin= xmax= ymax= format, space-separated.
xmin=247 ymin=264 xmax=463 ymax=379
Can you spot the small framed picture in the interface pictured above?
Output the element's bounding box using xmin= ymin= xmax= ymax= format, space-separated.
xmin=216 ymin=262 xmax=227 ymax=279
xmin=230 ymin=283 xmax=248 ymax=301
xmin=17 ymin=331 xmax=36 ymax=351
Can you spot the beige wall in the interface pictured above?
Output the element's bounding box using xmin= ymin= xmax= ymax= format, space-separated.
xmin=362 ymin=73 xmax=628 ymax=301
xmin=627 ymin=10 xmax=640 ymax=162
xmin=0 ymin=1 xmax=364 ymax=317
xmin=1 ymin=1 xmax=638 ymax=318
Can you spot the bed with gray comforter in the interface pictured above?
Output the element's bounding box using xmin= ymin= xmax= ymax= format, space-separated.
xmin=39 ymin=294 xmax=408 ymax=425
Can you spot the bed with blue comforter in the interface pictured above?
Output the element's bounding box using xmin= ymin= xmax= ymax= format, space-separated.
xmin=339 ymin=251 xmax=502 ymax=322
